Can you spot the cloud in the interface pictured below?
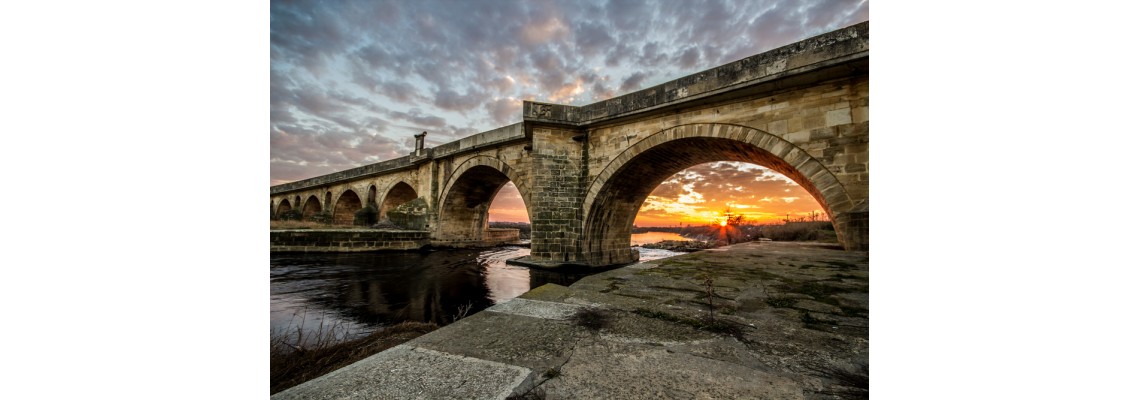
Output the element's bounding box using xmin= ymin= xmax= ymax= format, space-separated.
xmin=271 ymin=0 xmax=870 ymax=185
xmin=520 ymin=16 xmax=569 ymax=46
xmin=634 ymin=161 xmax=828 ymax=226
xmin=432 ymin=88 xmax=487 ymax=112
xmin=485 ymin=98 xmax=522 ymax=126
xmin=677 ymin=47 xmax=701 ymax=69
xmin=619 ymin=72 xmax=648 ymax=93
xmin=387 ymin=109 xmax=446 ymax=128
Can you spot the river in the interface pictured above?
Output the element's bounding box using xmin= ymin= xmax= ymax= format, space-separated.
xmin=270 ymin=232 xmax=690 ymax=345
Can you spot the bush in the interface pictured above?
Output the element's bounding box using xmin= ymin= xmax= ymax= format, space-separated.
xmin=760 ymin=221 xmax=834 ymax=242
xmin=489 ymin=221 xmax=531 ymax=239
xmin=353 ymin=205 xmax=379 ymax=226
xmin=278 ymin=209 xmax=303 ymax=221
xmin=308 ymin=211 xmax=333 ymax=224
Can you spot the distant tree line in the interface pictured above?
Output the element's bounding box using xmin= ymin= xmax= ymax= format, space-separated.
xmin=488 ymin=221 xmax=531 ymax=239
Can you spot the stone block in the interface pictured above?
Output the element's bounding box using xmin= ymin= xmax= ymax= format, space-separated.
xmin=766 ymin=119 xmax=787 ymax=135
xmin=809 ymin=127 xmax=837 ymax=141
xmin=852 ymin=106 xmax=869 ymax=124
xmin=825 ymin=108 xmax=852 ymax=127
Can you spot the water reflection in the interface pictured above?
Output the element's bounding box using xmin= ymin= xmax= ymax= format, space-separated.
xmin=270 ymin=244 xmax=684 ymax=344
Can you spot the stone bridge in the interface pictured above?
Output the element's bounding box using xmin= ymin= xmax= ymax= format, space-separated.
xmin=271 ymin=22 xmax=869 ymax=267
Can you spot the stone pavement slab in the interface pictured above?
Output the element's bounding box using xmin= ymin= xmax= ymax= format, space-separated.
xmin=272 ymin=345 xmax=532 ymax=400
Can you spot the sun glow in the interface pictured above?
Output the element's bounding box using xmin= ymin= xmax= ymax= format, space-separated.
xmin=633 ymin=162 xmax=830 ymax=227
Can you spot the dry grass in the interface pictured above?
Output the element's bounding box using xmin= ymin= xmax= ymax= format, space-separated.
xmin=270 ymin=321 xmax=439 ymax=395
xmin=760 ymin=221 xmax=837 ymax=242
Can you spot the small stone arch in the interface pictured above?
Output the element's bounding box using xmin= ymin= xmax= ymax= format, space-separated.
xmin=436 ymin=155 xmax=533 ymax=244
xmin=301 ymin=195 xmax=322 ymax=220
xmin=379 ymin=181 xmax=419 ymax=220
xmin=367 ymin=184 xmax=378 ymax=208
xmin=275 ymin=198 xmax=292 ymax=219
xmin=579 ymin=123 xmax=858 ymax=265
xmin=438 ymin=155 xmax=532 ymax=211
xmin=332 ymin=189 xmax=362 ymax=225
xmin=324 ymin=191 xmax=332 ymax=212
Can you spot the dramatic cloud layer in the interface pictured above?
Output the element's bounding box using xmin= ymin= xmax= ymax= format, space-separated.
xmin=634 ymin=162 xmax=827 ymax=226
xmin=272 ymin=0 xmax=866 ymax=223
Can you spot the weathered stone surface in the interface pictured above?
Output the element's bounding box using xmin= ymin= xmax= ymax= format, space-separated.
xmin=270 ymin=229 xmax=430 ymax=252
xmin=273 ymin=241 xmax=869 ymax=399
xmin=272 ymin=345 xmax=532 ymax=400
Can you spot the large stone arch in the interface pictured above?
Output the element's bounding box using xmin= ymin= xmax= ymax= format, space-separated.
xmin=435 ymin=155 xmax=532 ymax=245
xmin=301 ymin=195 xmax=322 ymax=220
xmin=332 ymin=189 xmax=362 ymax=225
xmin=379 ymin=181 xmax=418 ymax=219
xmin=580 ymin=123 xmax=862 ymax=265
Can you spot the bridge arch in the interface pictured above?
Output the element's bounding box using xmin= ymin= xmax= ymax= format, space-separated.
xmin=436 ymin=155 xmax=532 ymax=245
xmin=580 ymin=123 xmax=857 ymax=265
xmin=379 ymin=181 xmax=418 ymax=220
xmin=275 ymin=199 xmax=292 ymax=219
xmin=332 ymin=189 xmax=362 ymax=225
xmin=301 ymin=195 xmax=322 ymax=220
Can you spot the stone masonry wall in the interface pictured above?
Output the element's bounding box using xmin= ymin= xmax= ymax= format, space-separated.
xmin=584 ymin=76 xmax=868 ymax=206
xmin=271 ymin=230 xmax=431 ymax=252
xmin=527 ymin=127 xmax=587 ymax=263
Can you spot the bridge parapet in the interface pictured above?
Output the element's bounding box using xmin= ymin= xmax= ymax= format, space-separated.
xmin=431 ymin=123 xmax=525 ymax=158
xmin=270 ymin=155 xmax=420 ymax=195
xmin=271 ymin=123 xmax=528 ymax=196
xmin=523 ymin=21 xmax=867 ymax=128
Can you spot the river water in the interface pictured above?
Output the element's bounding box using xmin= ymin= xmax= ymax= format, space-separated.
xmin=270 ymin=233 xmax=690 ymax=345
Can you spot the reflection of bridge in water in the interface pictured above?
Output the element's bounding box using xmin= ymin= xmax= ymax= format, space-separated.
xmin=271 ymin=22 xmax=869 ymax=267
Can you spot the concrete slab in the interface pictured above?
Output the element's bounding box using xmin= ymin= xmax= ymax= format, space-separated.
xmin=272 ymin=345 xmax=532 ymax=400
xmin=485 ymin=298 xmax=584 ymax=320
xmin=542 ymin=340 xmax=805 ymax=400
xmin=408 ymin=310 xmax=581 ymax=372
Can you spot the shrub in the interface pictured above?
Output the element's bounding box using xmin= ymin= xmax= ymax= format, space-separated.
xmin=278 ymin=209 xmax=303 ymax=221
xmin=308 ymin=211 xmax=333 ymax=224
xmin=759 ymin=221 xmax=835 ymax=242
xmin=353 ymin=205 xmax=379 ymax=226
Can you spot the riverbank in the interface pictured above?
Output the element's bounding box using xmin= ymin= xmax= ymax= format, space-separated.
xmin=273 ymin=241 xmax=869 ymax=399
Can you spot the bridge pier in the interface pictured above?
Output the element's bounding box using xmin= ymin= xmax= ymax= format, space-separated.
xmin=526 ymin=127 xmax=587 ymax=264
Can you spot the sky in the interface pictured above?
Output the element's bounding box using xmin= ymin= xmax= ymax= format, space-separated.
xmin=272 ymin=0 xmax=869 ymax=225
